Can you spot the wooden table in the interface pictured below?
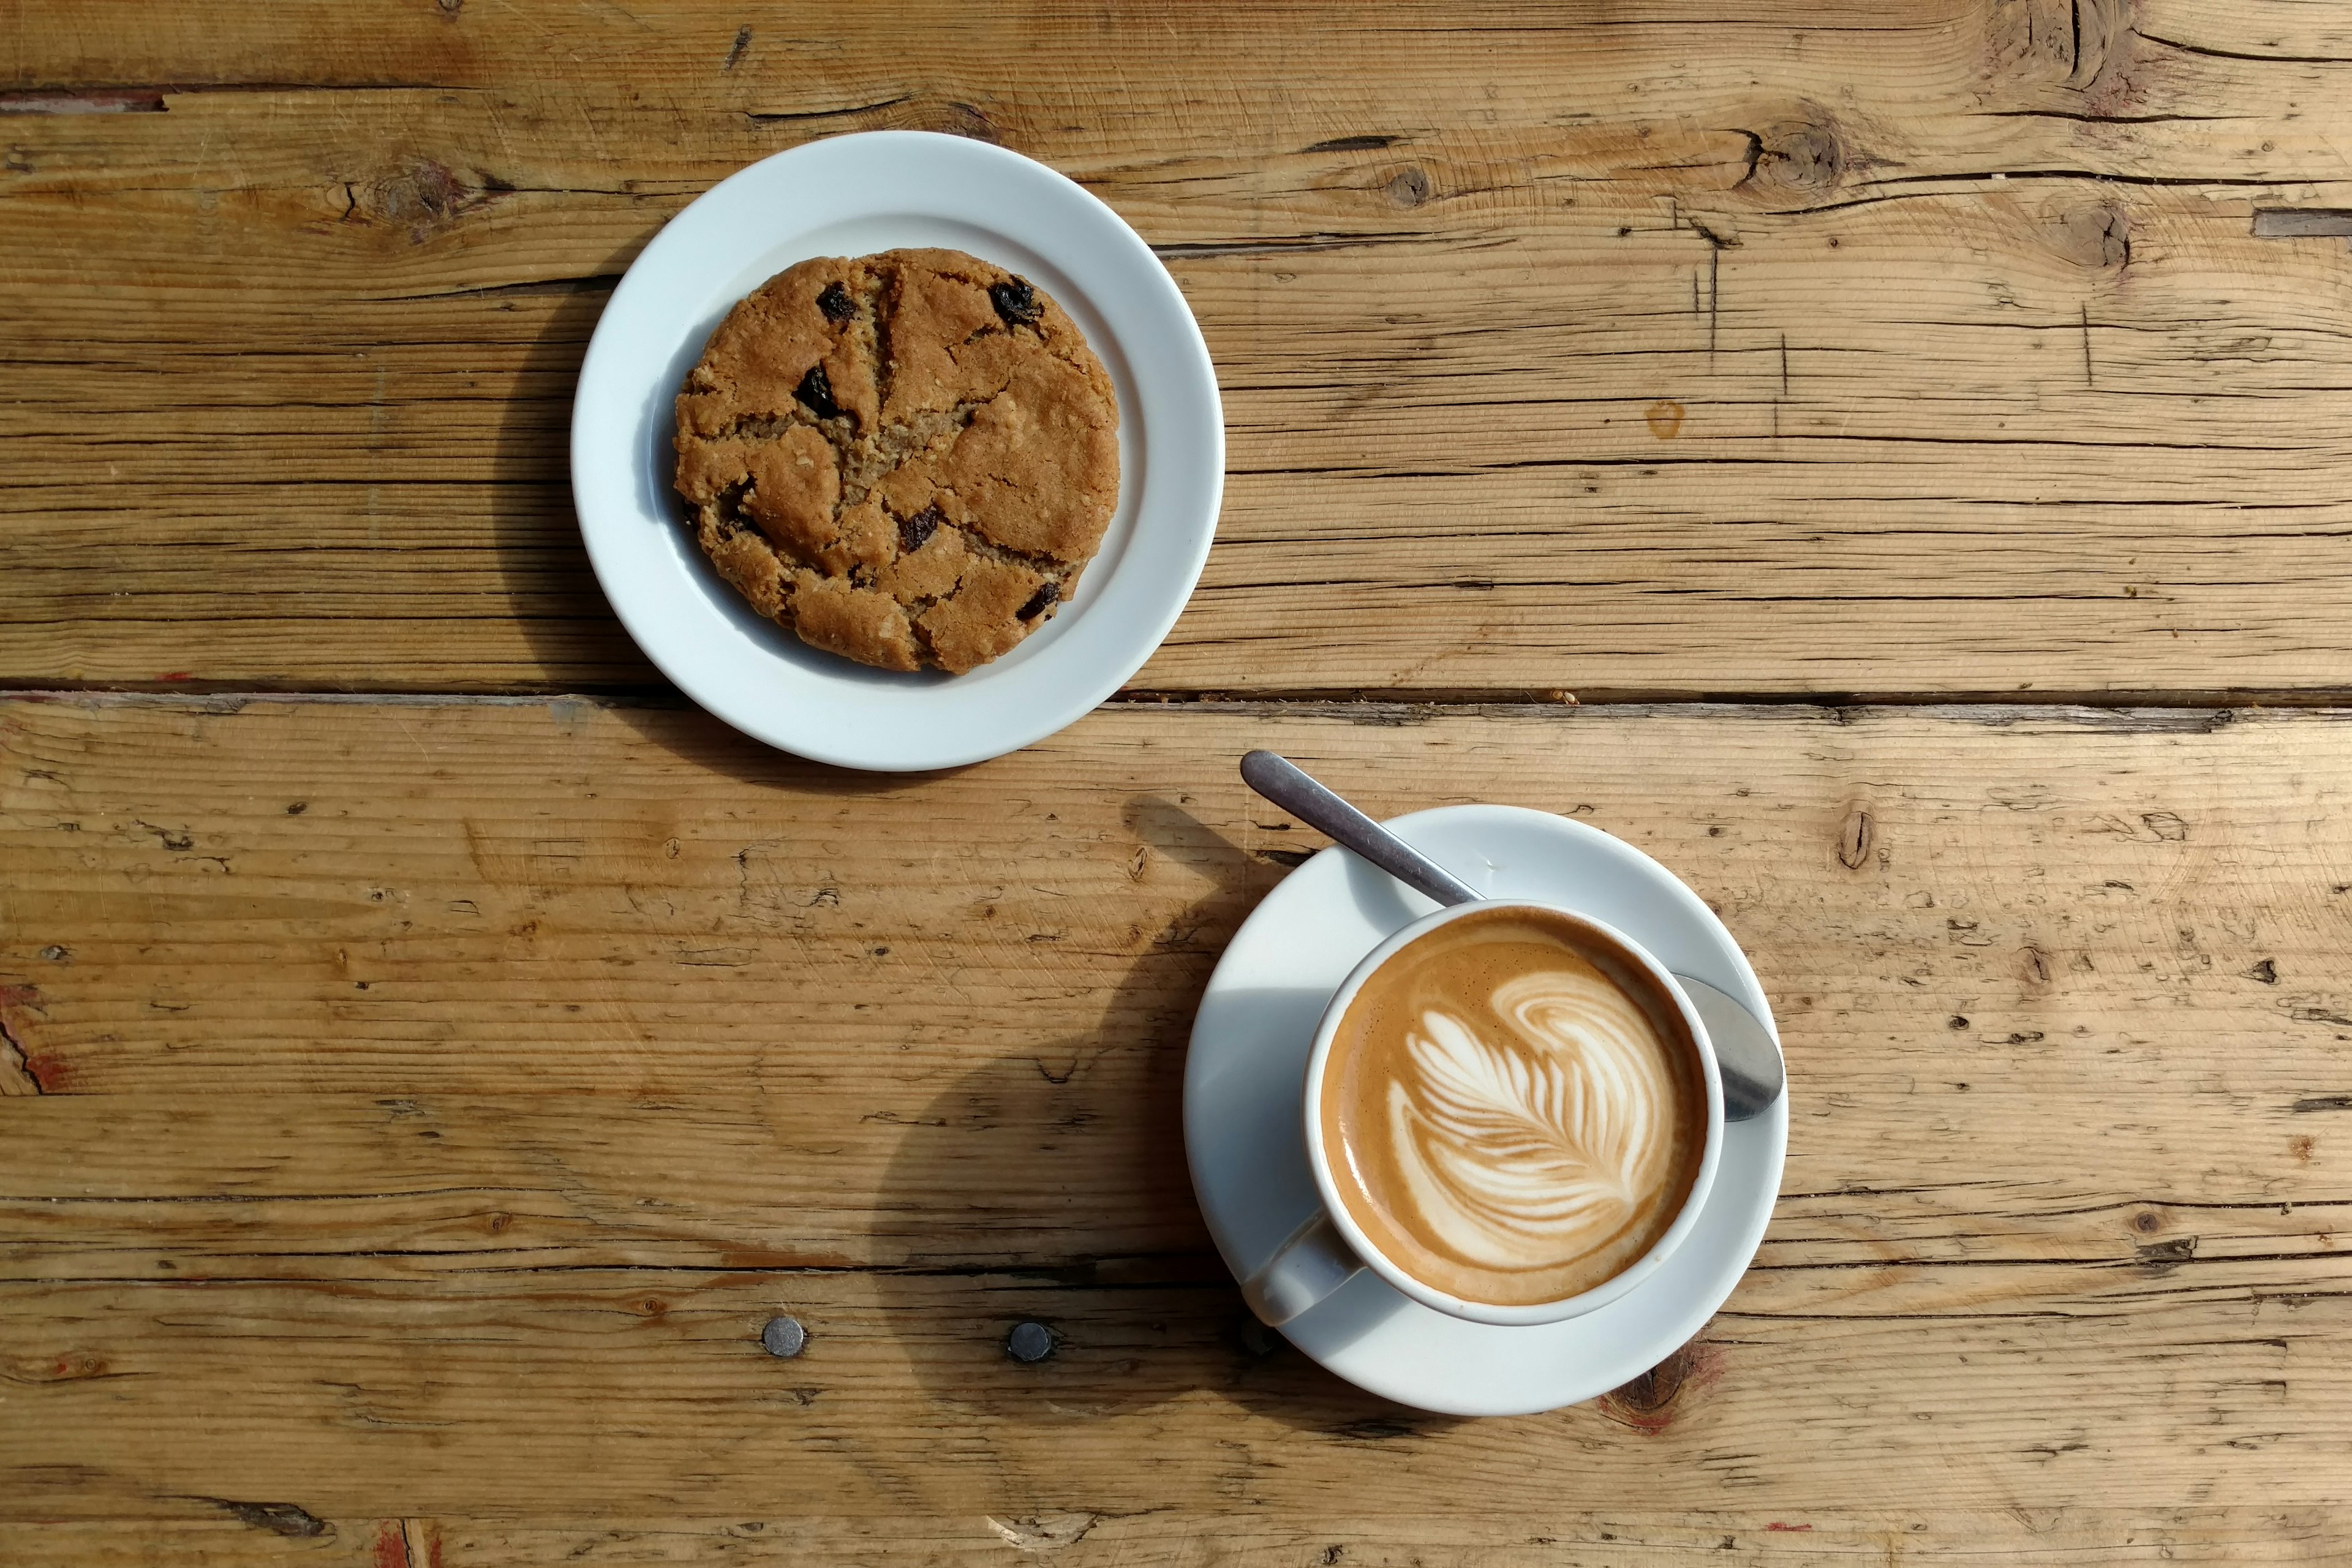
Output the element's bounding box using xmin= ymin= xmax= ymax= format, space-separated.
xmin=5 ymin=2 xmax=2351 ymax=1562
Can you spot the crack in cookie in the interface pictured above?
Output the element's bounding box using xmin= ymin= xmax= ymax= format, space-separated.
xmin=674 ymin=248 xmax=1120 ymax=674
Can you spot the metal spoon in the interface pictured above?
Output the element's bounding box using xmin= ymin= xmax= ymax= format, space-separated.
xmin=1240 ymin=749 xmax=1786 ymax=1120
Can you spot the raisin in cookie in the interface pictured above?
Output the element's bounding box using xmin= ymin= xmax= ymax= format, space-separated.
xmin=673 ymin=248 xmax=1120 ymax=674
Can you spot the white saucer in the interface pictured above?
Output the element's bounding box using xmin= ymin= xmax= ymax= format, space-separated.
xmin=570 ymin=132 xmax=1223 ymax=771
xmin=1185 ymin=805 xmax=1788 ymax=1416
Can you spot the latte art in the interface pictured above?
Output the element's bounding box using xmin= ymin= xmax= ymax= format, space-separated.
xmin=1388 ymin=970 xmax=1677 ymax=1275
xmin=1321 ymin=908 xmax=1708 ymax=1307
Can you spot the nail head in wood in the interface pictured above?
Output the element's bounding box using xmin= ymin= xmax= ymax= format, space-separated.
xmin=760 ymin=1315 xmax=806 ymax=1359
xmin=1006 ymin=1321 xmax=1056 ymax=1362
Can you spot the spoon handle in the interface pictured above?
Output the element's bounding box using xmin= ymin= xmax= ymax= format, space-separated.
xmin=1240 ymin=748 xmax=1786 ymax=1120
xmin=1241 ymin=750 xmax=1482 ymax=907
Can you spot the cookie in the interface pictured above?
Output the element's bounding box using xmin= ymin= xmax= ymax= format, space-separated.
xmin=673 ymin=248 xmax=1120 ymax=674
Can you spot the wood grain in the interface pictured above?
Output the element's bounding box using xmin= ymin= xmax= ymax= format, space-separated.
xmin=5 ymin=696 xmax=2350 ymax=1540
xmin=9 ymin=1 xmax=2352 ymax=1559
xmin=5 ymin=1 xmax=2352 ymax=694
xmin=11 ymin=1510 xmax=2352 ymax=1568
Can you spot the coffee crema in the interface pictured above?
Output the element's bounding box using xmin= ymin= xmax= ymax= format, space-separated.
xmin=1319 ymin=907 xmax=1708 ymax=1308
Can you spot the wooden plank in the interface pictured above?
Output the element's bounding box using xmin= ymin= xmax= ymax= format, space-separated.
xmin=4 ymin=3 xmax=2352 ymax=694
xmin=2 ymin=1263 xmax=2350 ymax=1517
xmin=0 ymin=1522 xmax=365 ymax=1566
xmin=5 ymin=696 xmax=2352 ymax=1532
xmin=0 ymin=1093 xmax=1208 ymax=1279
xmin=12 ymin=1510 xmax=2352 ymax=1566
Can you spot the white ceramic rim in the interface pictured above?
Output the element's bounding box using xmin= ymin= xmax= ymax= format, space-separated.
xmin=1299 ymin=898 xmax=1727 ymax=1329
xmin=570 ymin=130 xmax=1224 ymax=771
xmin=1184 ymin=802 xmax=1788 ymax=1414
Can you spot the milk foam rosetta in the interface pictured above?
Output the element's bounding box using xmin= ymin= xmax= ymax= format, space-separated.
xmin=1321 ymin=908 xmax=1708 ymax=1308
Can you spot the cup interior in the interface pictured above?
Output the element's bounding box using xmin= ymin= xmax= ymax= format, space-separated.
xmin=1302 ymin=898 xmax=1725 ymax=1328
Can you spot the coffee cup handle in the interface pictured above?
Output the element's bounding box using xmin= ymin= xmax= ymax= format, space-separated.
xmin=1241 ymin=1210 xmax=1366 ymax=1327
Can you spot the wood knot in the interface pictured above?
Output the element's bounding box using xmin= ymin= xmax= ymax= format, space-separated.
xmin=1740 ymin=119 xmax=1842 ymax=197
xmin=16 ymin=1352 xmax=108 ymax=1382
xmin=930 ymin=100 xmax=1002 ymax=145
xmin=1836 ymin=806 xmax=1875 ymax=870
xmin=2065 ymin=0 xmax=2133 ymax=94
xmin=2135 ymin=1234 xmax=2197 ymax=1275
xmin=1992 ymin=0 xmax=2133 ymax=99
xmin=1385 ymin=167 xmax=1432 ymax=208
xmin=2049 ymin=200 xmax=2130 ymax=268
xmin=360 ymin=158 xmax=513 ymax=243
xmin=1599 ymin=1340 xmax=1716 ymax=1432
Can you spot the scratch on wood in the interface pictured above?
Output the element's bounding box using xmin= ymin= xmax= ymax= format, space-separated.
xmin=382 ymin=273 xmax=624 ymax=304
xmin=0 ymin=88 xmax=165 ymax=113
xmin=723 ymin=24 xmax=752 ymax=72
xmin=743 ymin=94 xmax=913 ymax=124
xmin=2139 ymin=32 xmax=2352 ymax=68
xmin=1682 ymin=209 xmax=1741 ymax=362
xmin=1774 ymin=333 xmax=1790 ymax=439
xmin=1327 ymin=1414 xmax=1439 ymax=1442
xmin=1 ymin=80 xmax=462 ymax=113
xmin=0 ymin=982 xmax=48 ymax=1094
xmin=1152 ymin=231 xmax=1429 ymax=259
xmin=2081 ymin=304 xmax=2094 ymax=387
xmin=987 ymin=1512 xmax=1099 ymax=1551
xmin=1708 ymin=246 xmax=1719 ymax=358
xmin=0 ymin=1011 xmax=42 ymax=1095
xmin=195 ymin=1498 xmax=331 ymax=1539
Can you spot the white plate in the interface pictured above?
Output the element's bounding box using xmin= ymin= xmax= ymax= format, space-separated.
xmin=570 ymin=132 xmax=1223 ymax=771
xmin=1185 ymin=805 xmax=1788 ymax=1416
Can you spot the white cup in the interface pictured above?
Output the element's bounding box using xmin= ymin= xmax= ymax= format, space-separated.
xmin=1243 ymin=899 xmax=1725 ymax=1329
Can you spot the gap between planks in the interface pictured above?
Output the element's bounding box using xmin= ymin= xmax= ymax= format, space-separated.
xmin=10 ymin=684 xmax=2352 ymax=714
